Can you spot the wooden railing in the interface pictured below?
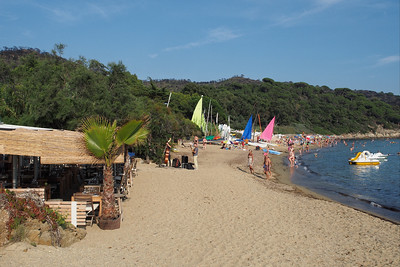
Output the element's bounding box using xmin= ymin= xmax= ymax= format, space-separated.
xmin=8 ymin=188 xmax=47 ymax=201
xmin=6 ymin=188 xmax=88 ymax=227
xmin=45 ymin=201 xmax=87 ymax=227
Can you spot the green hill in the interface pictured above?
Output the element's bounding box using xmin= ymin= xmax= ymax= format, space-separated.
xmin=1 ymin=46 xmax=399 ymax=137
xmin=148 ymin=77 xmax=399 ymax=134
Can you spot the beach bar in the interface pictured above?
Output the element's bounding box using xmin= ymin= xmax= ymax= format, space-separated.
xmin=0 ymin=123 xmax=126 ymax=226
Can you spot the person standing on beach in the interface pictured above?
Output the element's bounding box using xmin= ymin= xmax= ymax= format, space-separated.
xmin=288 ymin=138 xmax=294 ymax=152
xmin=192 ymin=143 xmax=199 ymax=170
xmin=202 ymin=137 xmax=207 ymax=149
xmin=263 ymin=153 xmax=272 ymax=179
xmin=289 ymin=147 xmax=295 ymax=167
xmin=164 ymin=138 xmax=172 ymax=166
xmin=248 ymin=150 xmax=254 ymax=174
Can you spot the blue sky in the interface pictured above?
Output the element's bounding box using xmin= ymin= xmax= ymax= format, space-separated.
xmin=1 ymin=0 xmax=399 ymax=94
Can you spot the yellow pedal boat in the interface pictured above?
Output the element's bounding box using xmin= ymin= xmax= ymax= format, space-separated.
xmin=348 ymin=151 xmax=380 ymax=165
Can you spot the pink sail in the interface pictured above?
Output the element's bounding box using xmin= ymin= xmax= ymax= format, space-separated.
xmin=260 ymin=116 xmax=275 ymax=141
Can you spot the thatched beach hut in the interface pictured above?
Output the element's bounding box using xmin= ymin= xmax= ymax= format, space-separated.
xmin=0 ymin=123 xmax=123 ymax=196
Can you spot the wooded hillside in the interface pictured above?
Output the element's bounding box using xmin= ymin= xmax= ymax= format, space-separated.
xmin=1 ymin=46 xmax=399 ymax=139
xmin=148 ymin=76 xmax=399 ymax=134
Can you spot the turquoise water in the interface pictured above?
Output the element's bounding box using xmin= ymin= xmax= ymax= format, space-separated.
xmin=292 ymin=139 xmax=400 ymax=223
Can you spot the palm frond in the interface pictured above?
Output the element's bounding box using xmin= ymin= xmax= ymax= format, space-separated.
xmin=81 ymin=117 xmax=116 ymax=163
xmin=131 ymin=128 xmax=149 ymax=145
xmin=116 ymin=120 xmax=144 ymax=146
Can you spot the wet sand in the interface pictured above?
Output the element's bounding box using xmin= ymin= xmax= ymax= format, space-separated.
xmin=0 ymin=144 xmax=399 ymax=266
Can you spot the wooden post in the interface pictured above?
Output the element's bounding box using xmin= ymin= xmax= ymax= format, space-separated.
xmin=12 ymin=155 xmax=18 ymax=188
xmin=33 ymin=156 xmax=40 ymax=184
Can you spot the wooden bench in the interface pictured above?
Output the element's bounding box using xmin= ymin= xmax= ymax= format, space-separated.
xmin=8 ymin=188 xmax=47 ymax=202
xmin=45 ymin=201 xmax=87 ymax=227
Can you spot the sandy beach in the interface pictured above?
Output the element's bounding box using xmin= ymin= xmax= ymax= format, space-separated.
xmin=1 ymin=144 xmax=399 ymax=266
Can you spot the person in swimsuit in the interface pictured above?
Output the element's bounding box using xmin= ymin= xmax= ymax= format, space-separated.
xmin=289 ymin=147 xmax=295 ymax=167
xmin=164 ymin=138 xmax=171 ymax=166
xmin=248 ymin=150 xmax=254 ymax=174
xmin=263 ymin=153 xmax=272 ymax=179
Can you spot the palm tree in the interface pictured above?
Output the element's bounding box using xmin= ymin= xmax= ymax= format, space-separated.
xmin=81 ymin=116 xmax=148 ymax=220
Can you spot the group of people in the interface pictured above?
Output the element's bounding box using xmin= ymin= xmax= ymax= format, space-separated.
xmin=247 ymin=150 xmax=272 ymax=179
xmin=164 ymin=136 xmax=199 ymax=170
xmin=166 ymin=137 xmax=273 ymax=177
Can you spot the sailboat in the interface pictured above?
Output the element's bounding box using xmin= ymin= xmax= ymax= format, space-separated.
xmin=242 ymin=115 xmax=253 ymax=140
xmin=260 ymin=116 xmax=275 ymax=141
xmin=248 ymin=116 xmax=277 ymax=149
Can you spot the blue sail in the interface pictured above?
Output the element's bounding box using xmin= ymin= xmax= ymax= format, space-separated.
xmin=242 ymin=115 xmax=252 ymax=140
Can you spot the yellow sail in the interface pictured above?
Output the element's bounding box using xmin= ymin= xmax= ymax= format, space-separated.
xmin=191 ymin=96 xmax=204 ymax=131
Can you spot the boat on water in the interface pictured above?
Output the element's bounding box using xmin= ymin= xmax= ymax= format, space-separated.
xmin=348 ymin=151 xmax=380 ymax=165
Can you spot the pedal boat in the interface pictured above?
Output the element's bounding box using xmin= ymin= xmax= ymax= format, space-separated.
xmin=348 ymin=151 xmax=380 ymax=165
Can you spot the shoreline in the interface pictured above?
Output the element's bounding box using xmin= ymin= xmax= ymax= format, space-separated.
xmin=264 ymin=143 xmax=400 ymax=225
xmin=228 ymin=141 xmax=335 ymax=201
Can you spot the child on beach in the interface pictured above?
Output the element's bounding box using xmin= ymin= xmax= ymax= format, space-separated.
xmin=263 ymin=153 xmax=272 ymax=179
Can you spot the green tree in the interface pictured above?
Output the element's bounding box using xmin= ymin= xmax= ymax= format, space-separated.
xmin=80 ymin=117 xmax=148 ymax=224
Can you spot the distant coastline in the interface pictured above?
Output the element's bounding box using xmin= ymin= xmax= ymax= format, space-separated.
xmin=338 ymin=127 xmax=400 ymax=139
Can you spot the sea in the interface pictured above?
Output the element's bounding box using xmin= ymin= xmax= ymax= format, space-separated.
xmin=291 ymin=138 xmax=400 ymax=224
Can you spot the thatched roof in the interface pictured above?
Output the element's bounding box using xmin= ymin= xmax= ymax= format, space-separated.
xmin=0 ymin=125 xmax=123 ymax=165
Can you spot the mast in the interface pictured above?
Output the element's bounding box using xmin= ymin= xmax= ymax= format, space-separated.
xmin=251 ymin=103 xmax=257 ymax=141
xmin=210 ymin=101 xmax=213 ymax=135
xmin=206 ymin=99 xmax=211 ymax=136
xmin=258 ymin=114 xmax=262 ymax=132
xmin=166 ymin=92 xmax=172 ymax=107
xmin=228 ymin=115 xmax=231 ymax=141
xmin=203 ymin=111 xmax=206 ymax=132
xmin=252 ymin=116 xmax=256 ymax=142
